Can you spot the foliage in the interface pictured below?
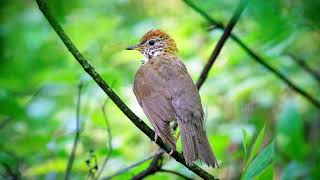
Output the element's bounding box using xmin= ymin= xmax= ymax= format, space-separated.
xmin=1 ymin=0 xmax=320 ymax=179
xmin=241 ymin=125 xmax=275 ymax=180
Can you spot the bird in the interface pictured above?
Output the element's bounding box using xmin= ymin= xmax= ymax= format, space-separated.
xmin=127 ymin=29 xmax=218 ymax=167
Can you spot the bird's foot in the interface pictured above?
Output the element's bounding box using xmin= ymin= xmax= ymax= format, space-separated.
xmin=168 ymin=149 xmax=174 ymax=156
xmin=153 ymin=133 xmax=158 ymax=142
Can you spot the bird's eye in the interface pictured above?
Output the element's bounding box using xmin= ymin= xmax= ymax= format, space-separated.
xmin=148 ymin=40 xmax=155 ymax=46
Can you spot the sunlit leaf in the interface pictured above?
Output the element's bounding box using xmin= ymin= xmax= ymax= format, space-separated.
xmin=245 ymin=124 xmax=266 ymax=168
xmin=243 ymin=140 xmax=275 ymax=180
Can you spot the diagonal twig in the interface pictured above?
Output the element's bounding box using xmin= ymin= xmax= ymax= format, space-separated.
xmin=101 ymin=150 xmax=163 ymax=180
xmin=288 ymin=53 xmax=320 ymax=85
xmin=94 ymin=99 xmax=113 ymax=180
xmin=35 ymin=0 xmax=217 ymax=179
xmin=64 ymin=82 xmax=84 ymax=180
xmin=196 ymin=0 xmax=248 ymax=89
xmin=182 ymin=0 xmax=320 ymax=109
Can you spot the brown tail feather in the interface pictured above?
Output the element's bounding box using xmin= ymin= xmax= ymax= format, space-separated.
xmin=179 ymin=121 xmax=218 ymax=167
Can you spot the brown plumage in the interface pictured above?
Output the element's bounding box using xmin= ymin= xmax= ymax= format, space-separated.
xmin=127 ymin=29 xmax=218 ymax=167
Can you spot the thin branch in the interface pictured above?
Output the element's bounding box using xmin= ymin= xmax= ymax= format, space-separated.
xmin=196 ymin=0 xmax=248 ymax=89
xmin=101 ymin=150 xmax=163 ymax=180
xmin=288 ymin=54 xmax=320 ymax=85
xmin=133 ymin=0 xmax=248 ymax=178
xmin=159 ymin=169 xmax=193 ymax=180
xmin=183 ymin=0 xmax=320 ymax=109
xmin=64 ymin=82 xmax=84 ymax=180
xmin=35 ymin=0 xmax=216 ymax=179
xmin=95 ymin=99 xmax=113 ymax=180
xmin=131 ymin=152 xmax=164 ymax=180
xmin=24 ymin=86 xmax=45 ymax=107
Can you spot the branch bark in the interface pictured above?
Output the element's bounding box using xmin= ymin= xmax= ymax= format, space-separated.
xmin=101 ymin=150 xmax=163 ymax=180
xmin=35 ymin=0 xmax=217 ymax=179
xmin=183 ymin=0 xmax=320 ymax=109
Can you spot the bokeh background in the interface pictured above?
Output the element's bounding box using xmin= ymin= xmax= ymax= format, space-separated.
xmin=1 ymin=0 xmax=320 ymax=179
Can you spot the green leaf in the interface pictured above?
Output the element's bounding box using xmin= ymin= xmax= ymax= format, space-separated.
xmin=243 ymin=140 xmax=275 ymax=180
xmin=255 ymin=164 xmax=273 ymax=180
xmin=242 ymin=129 xmax=248 ymax=151
xmin=247 ymin=133 xmax=252 ymax=152
xmin=246 ymin=124 xmax=266 ymax=168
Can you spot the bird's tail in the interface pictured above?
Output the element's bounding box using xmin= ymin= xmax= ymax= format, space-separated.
xmin=179 ymin=121 xmax=218 ymax=167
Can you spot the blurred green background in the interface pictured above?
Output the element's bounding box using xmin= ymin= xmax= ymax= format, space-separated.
xmin=1 ymin=0 xmax=320 ymax=179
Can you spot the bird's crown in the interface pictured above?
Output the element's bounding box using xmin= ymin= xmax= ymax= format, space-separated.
xmin=140 ymin=29 xmax=178 ymax=54
xmin=127 ymin=29 xmax=178 ymax=63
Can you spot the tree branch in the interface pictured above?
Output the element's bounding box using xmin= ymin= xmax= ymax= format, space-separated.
xmin=196 ymin=0 xmax=248 ymax=88
xmin=132 ymin=0 xmax=248 ymax=178
xmin=183 ymin=0 xmax=320 ymax=109
xmin=101 ymin=150 xmax=163 ymax=180
xmin=64 ymin=82 xmax=84 ymax=180
xmin=35 ymin=0 xmax=217 ymax=179
xmin=288 ymin=54 xmax=320 ymax=85
xmin=131 ymin=152 xmax=164 ymax=180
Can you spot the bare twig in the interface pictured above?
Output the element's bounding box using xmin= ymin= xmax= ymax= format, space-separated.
xmin=36 ymin=0 xmax=216 ymax=179
xmin=131 ymin=154 xmax=193 ymax=180
xmin=101 ymin=150 xmax=163 ymax=180
xmin=64 ymin=82 xmax=84 ymax=180
xmin=288 ymin=54 xmax=320 ymax=85
xmin=131 ymin=152 xmax=164 ymax=180
xmin=95 ymin=99 xmax=113 ymax=180
xmin=196 ymin=0 xmax=248 ymax=89
xmin=182 ymin=0 xmax=320 ymax=109
xmin=133 ymin=0 xmax=248 ymax=178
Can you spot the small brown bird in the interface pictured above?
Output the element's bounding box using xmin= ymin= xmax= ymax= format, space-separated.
xmin=127 ymin=29 xmax=218 ymax=167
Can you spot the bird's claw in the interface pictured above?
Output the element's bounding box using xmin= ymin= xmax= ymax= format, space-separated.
xmin=168 ymin=149 xmax=174 ymax=156
xmin=154 ymin=133 xmax=158 ymax=142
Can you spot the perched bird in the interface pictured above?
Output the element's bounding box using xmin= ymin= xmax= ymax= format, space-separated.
xmin=127 ymin=29 xmax=218 ymax=167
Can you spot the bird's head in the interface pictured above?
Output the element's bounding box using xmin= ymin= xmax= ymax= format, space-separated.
xmin=126 ymin=29 xmax=178 ymax=63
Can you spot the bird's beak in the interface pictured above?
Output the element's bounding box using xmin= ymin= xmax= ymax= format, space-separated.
xmin=126 ymin=44 xmax=140 ymax=50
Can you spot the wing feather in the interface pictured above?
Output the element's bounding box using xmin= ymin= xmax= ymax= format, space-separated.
xmin=133 ymin=66 xmax=176 ymax=149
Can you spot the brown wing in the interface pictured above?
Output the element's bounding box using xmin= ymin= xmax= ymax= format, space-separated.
xmin=164 ymin=58 xmax=217 ymax=167
xmin=160 ymin=57 xmax=204 ymax=127
xmin=133 ymin=65 xmax=176 ymax=150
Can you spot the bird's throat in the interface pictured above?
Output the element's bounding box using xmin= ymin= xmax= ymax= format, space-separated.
xmin=141 ymin=51 xmax=162 ymax=65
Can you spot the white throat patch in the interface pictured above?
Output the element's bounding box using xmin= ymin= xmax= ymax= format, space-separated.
xmin=141 ymin=51 xmax=161 ymax=65
xmin=141 ymin=54 xmax=149 ymax=64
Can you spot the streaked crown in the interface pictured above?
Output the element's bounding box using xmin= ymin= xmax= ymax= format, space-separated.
xmin=126 ymin=29 xmax=178 ymax=63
